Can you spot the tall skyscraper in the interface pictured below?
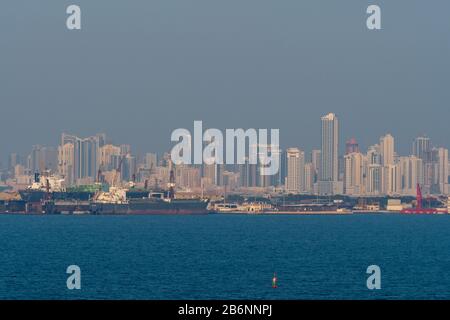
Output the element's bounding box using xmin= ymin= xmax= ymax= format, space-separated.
xmin=311 ymin=149 xmax=321 ymax=183
xmin=413 ymin=136 xmax=431 ymax=161
xmin=59 ymin=133 xmax=105 ymax=184
xmin=398 ymin=156 xmax=423 ymax=196
xmin=319 ymin=113 xmax=341 ymax=194
xmin=303 ymin=163 xmax=315 ymax=194
xmin=367 ymin=164 xmax=382 ymax=196
xmin=99 ymin=144 xmax=121 ymax=171
xmin=29 ymin=145 xmax=57 ymax=174
xmin=285 ymin=148 xmax=304 ymax=193
xmin=437 ymin=147 xmax=449 ymax=194
xmin=344 ymin=152 xmax=365 ymax=196
xmin=380 ymin=134 xmax=395 ymax=166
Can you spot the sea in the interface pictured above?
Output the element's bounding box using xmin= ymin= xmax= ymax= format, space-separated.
xmin=1 ymin=213 xmax=450 ymax=300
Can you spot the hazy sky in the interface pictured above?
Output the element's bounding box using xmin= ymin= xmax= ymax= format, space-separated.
xmin=1 ymin=0 xmax=449 ymax=161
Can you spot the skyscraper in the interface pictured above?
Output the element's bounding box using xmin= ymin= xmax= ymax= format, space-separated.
xmin=437 ymin=147 xmax=449 ymax=194
xmin=319 ymin=113 xmax=341 ymax=194
xmin=311 ymin=149 xmax=321 ymax=183
xmin=285 ymin=148 xmax=304 ymax=193
xmin=413 ymin=136 xmax=431 ymax=161
xmin=380 ymin=134 xmax=395 ymax=166
xmin=59 ymin=133 xmax=105 ymax=184
xmin=344 ymin=152 xmax=365 ymax=196
xmin=29 ymin=145 xmax=57 ymax=174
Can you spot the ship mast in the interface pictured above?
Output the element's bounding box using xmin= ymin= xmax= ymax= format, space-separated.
xmin=168 ymin=158 xmax=175 ymax=200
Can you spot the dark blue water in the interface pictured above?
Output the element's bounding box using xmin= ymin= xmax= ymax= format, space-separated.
xmin=1 ymin=214 xmax=450 ymax=300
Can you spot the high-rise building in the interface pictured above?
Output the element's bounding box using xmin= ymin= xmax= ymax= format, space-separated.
xmin=437 ymin=147 xmax=449 ymax=194
xmin=99 ymin=144 xmax=121 ymax=171
xmin=304 ymin=163 xmax=315 ymax=194
xmin=59 ymin=133 xmax=105 ymax=185
xmin=176 ymin=165 xmax=201 ymax=189
xmin=311 ymin=149 xmax=321 ymax=183
xmin=344 ymin=152 xmax=365 ymax=196
xmin=257 ymin=144 xmax=281 ymax=188
xmin=367 ymin=164 xmax=383 ymax=196
xmin=202 ymin=160 xmax=218 ymax=187
xmin=383 ymin=164 xmax=400 ymax=196
xmin=345 ymin=138 xmax=359 ymax=155
xmin=285 ymin=147 xmax=305 ymax=193
xmin=398 ymin=156 xmax=423 ymax=196
xmin=29 ymin=145 xmax=57 ymax=174
xmin=319 ymin=113 xmax=341 ymax=194
xmin=380 ymin=134 xmax=395 ymax=166
xmin=145 ymin=153 xmax=157 ymax=170
xmin=8 ymin=153 xmax=20 ymax=172
xmin=413 ymin=136 xmax=431 ymax=161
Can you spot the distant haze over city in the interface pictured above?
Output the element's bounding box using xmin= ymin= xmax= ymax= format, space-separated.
xmin=1 ymin=1 xmax=450 ymax=160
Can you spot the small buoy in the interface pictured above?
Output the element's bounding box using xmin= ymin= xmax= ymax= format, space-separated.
xmin=272 ymin=273 xmax=277 ymax=288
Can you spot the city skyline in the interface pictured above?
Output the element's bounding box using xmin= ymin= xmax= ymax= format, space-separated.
xmin=2 ymin=112 xmax=450 ymax=198
xmin=0 ymin=119 xmax=447 ymax=168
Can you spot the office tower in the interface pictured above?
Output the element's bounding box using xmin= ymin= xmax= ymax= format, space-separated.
xmin=258 ymin=144 xmax=281 ymax=188
xmin=145 ymin=153 xmax=157 ymax=170
xmin=319 ymin=113 xmax=341 ymax=194
xmin=367 ymin=164 xmax=382 ymax=196
xmin=176 ymin=165 xmax=201 ymax=189
xmin=274 ymin=148 xmax=286 ymax=188
xmin=202 ymin=160 xmax=217 ymax=187
xmin=285 ymin=147 xmax=304 ymax=193
xmin=398 ymin=156 xmax=423 ymax=196
xmin=437 ymin=147 xmax=449 ymax=194
xmin=120 ymin=144 xmax=131 ymax=156
xmin=304 ymin=163 xmax=315 ymax=194
xmin=311 ymin=149 xmax=321 ymax=183
xmin=120 ymin=154 xmax=136 ymax=182
xmin=413 ymin=136 xmax=431 ymax=161
xmin=99 ymin=144 xmax=121 ymax=171
xmin=344 ymin=152 xmax=365 ymax=196
xmin=238 ymin=159 xmax=250 ymax=188
xmin=384 ymin=164 xmax=400 ymax=196
xmin=320 ymin=113 xmax=338 ymax=181
xmin=8 ymin=153 xmax=20 ymax=171
xmin=58 ymin=142 xmax=75 ymax=185
xmin=380 ymin=134 xmax=395 ymax=166
xmin=29 ymin=145 xmax=57 ymax=174
xmin=412 ymin=136 xmax=433 ymax=194
xmin=59 ymin=133 xmax=105 ymax=184
xmin=367 ymin=144 xmax=381 ymax=165
xmin=216 ymin=164 xmax=225 ymax=186
xmin=345 ymin=138 xmax=359 ymax=155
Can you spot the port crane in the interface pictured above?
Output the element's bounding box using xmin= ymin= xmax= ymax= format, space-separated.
xmin=400 ymin=184 xmax=447 ymax=214
xmin=167 ymin=159 xmax=175 ymax=200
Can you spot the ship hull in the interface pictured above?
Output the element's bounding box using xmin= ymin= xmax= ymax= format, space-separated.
xmin=19 ymin=190 xmax=150 ymax=202
xmin=90 ymin=199 xmax=210 ymax=215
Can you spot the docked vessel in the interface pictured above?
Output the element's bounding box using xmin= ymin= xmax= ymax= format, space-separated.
xmin=90 ymin=189 xmax=210 ymax=215
xmin=18 ymin=173 xmax=150 ymax=202
xmin=89 ymin=161 xmax=210 ymax=215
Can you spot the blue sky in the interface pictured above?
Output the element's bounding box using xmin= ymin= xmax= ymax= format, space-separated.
xmin=1 ymin=0 xmax=449 ymax=160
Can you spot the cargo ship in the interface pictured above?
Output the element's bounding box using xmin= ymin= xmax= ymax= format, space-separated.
xmin=18 ymin=172 xmax=150 ymax=202
xmin=90 ymin=187 xmax=210 ymax=215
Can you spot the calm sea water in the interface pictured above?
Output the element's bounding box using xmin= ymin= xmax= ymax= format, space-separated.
xmin=1 ymin=213 xmax=450 ymax=300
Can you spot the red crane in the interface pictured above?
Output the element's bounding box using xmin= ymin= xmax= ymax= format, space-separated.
xmin=401 ymin=184 xmax=446 ymax=214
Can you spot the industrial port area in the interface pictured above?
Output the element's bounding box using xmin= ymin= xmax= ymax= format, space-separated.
xmin=1 ymin=168 xmax=449 ymax=215
xmin=2 ymin=123 xmax=450 ymax=216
